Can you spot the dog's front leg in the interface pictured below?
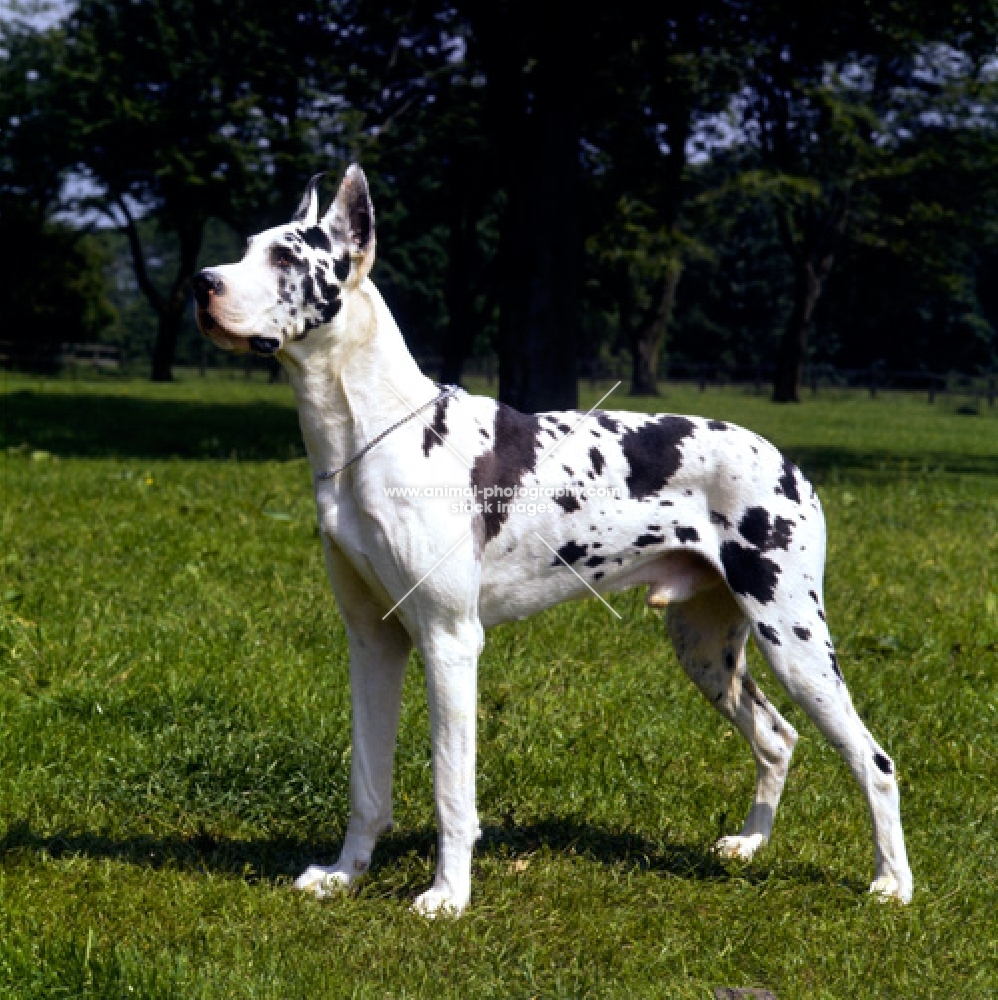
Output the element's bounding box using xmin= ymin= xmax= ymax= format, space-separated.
xmin=412 ymin=618 xmax=484 ymax=917
xmin=295 ymin=545 xmax=411 ymax=899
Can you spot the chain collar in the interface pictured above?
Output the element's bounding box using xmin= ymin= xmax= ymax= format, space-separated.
xmin=314 ymin=384 xmax=461 ymax=483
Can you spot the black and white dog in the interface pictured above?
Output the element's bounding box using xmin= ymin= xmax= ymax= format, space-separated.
xmin=193 ymin=165 xmax=912 ymax=915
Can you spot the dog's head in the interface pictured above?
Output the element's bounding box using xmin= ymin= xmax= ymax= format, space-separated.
xmin=193 ymin=164 xmax=375 ymax=356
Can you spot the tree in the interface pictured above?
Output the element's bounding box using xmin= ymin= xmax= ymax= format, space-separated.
xmin=584 ymin=10 xmax=710 ymax=397
xmin=0 ymin=19 xmax=114 ymax=368
xmin=465 ymin=1 xmax=584 ymax=411
xmin=733 ymin=0 xmax=998 ymax=401
xmin=55 ymin=0 xmax=365 ymax=380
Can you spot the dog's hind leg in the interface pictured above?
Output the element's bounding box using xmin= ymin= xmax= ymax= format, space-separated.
xmin=746 ymin=594 xmax=913 ymax=902
xmin=295 ymin=543 xmax=412 ymax=899
xmin=666 ymin=585 xmax=799 ymax=861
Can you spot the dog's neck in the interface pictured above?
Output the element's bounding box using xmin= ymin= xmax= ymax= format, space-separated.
xmin=281 ymin=279 xmax=437 ymax=480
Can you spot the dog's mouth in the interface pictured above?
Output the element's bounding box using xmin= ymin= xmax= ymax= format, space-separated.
xmin=248 ymin=336 xmax=281 ymax=356
xmin=196 ymin=307 xmax=279 ymax=356
xmin=196 ymin=306 xmax=240 ymax=349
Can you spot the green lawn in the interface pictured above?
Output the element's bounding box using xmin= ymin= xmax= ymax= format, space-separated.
xmin=1 ymin=373 xmax=997 ymax=998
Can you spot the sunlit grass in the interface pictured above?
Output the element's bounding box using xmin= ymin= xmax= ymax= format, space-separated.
xmin=1 ymin=374 xmax=997 ymax=997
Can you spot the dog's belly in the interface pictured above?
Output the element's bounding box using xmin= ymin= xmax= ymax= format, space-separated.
xmin=476 ymin=495 xmax=721 ymax=628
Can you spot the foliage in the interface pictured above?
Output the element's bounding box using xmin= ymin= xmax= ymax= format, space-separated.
xmin=0 ymin=19 xmax=115 ymax=363
xmin=3 ymin=2 xmax=998 ymax=394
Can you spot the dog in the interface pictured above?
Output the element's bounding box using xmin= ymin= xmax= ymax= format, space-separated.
xmin=193 ymin=165 xmax=913 ymax=915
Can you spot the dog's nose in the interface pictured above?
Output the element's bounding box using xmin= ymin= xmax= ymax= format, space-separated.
xmin=192 ymin=270 xmax=224 ymax=309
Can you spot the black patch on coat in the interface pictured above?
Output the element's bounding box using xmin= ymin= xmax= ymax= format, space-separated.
xmin=829 ymin=651 xmax=843 ymax=679
xmin=585 ymin=555 xmax=605 ymax=568
xmin=720 ymin=541 xmax=781 ymax=604
xmin=334 ymin=254 xmax=351 ymax=281
xmin=422 ymin=395 xmax=451 ymax=458
xmin=312 ymin=270 xmax=343 ymax=324
xmin=553 ymin=540 xmax=587 ymax=566
xmin=593 ymin=571 xmax=605 ymax=581
xmin=710 ymin=510 xmax=732 ymax=530
xmin=301 ymin=226 xmax=331 ymax=252
xmin=555 ymin=494 xmax=580 ymax=513
xmin=589 ymin=447 xmax=605 ymax=476
xmin=634 ymin=533 xmax=665 ymax=548
xmin=596 ymin=412 xmax=620 ymax=433
xmin=792 ymin=625 xmax=812 ymax=641
xmin=620 ymin=416 xmax=695 ymax=499
xmin=873 ymin=752 xmax=893 ymax=775
xmin=707 ymin=419 xmax=728 ymax=431
xmin=471 ymin=403 xmax=540 ymax=543
xmin=776 ymin=456 xmax=802 ymax=504
xmin=675 ymin=526 xmax=699 ymax=544
xmin=738 ymin=507 xmax=794 ymax=551
xmin=557 ymin=422 xmax=571 ymax=434
xmin=757 ymin=622 xmax=781 ymax=645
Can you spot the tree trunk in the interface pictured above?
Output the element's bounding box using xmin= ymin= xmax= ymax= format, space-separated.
xmin=150 ymin=223 xmax=203 ymax=382
xmin=773 ymin=202 xmax=844 ymax=404
xmin=116 ymin=198 xmax=205 ymax=383
xmin=480 ymin=2 xmax=580 ymax=413
xmin=150 ymin=306 xmax=183 ymax=382
xmin=440 ymin=192 xmax=476 ymax=387
xmin=629 ymin=258 xmax=681 ymax=396
xmin=773 ymin=254 xmax=826 ymax=403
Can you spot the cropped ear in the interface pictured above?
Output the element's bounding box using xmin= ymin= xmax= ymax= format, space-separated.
xmin=323 ymin=164 xmax=375 ymax=275
xmin=292 ymin=172 xmax=325 ymax=225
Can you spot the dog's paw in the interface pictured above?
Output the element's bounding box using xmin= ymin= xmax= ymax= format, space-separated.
xmin=869 ymin=873 xmax=912 ymax=904
xmin=293 ymin=865 xmax=353 ymax=899
xmin=715 ymin=833 xmax=766 ymax=861
xmin=411 ymin=886 xmax=468 ymax=918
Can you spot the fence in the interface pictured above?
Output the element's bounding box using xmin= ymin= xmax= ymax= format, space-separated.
xmin=417 ymin=355 xmax=997 ymax=407
xmin=1 ymin=342 xmax=994 ymax=406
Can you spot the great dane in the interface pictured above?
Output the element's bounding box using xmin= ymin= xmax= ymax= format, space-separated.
xmin=193 ymin=165 xmax=913 ymax=915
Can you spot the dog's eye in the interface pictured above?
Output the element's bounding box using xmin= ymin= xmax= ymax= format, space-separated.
xmin=271 ymin=246 xmax=296 ymax=269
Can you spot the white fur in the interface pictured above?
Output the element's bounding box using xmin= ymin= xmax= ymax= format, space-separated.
xmin=196 ymin=167 xmax=913 ymax=915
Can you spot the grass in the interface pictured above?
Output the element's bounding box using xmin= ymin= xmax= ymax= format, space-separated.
xmin=1 ymin=372 xmax=997 ymax=998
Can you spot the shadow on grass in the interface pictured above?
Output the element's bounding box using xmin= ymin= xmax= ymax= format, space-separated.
xmin=1 ymin=390 xmax=304 ymax=461
xmin=787 ymin=445 xmax=998 ymax=482
xmin=4 ymin=389 xmax=998 ymax=479
xmin=0 ymin=817 xmax=845 ymax=895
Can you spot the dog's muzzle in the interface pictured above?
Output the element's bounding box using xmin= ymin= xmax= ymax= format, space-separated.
xmin=192 ymin=270 xmax=224 ymax=309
